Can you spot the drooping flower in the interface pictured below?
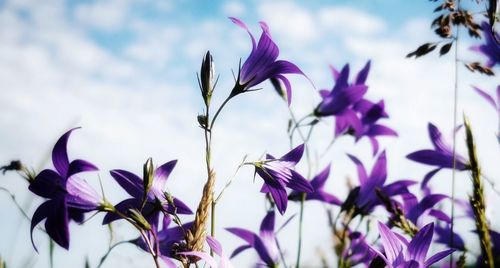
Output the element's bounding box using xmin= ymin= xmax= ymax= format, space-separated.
xmin=29 ymin=128 xmax=101 ymax=250
xmin=288 ymin=164 xmax=342 ymax=205
xmin=471 ymin=22 xmax=500 ymax=67
xmin=103 ymin=159 xmax=192 ymax=224
xmin=181 ymin=236 xmax=234 ymax=268
xmin=343 ymin=151 xmax=415 ymax=215
xmin=226 ymin=210 xmax=280 ymax=267
xmin=406 ymin=123 xmax=469 ymax=188
xmin=369 ymin=222 xmax=455 ymax=268
xmin=253 ymin=144 xmax=313 ymax=214
xmin=229 ymin=17 xmax=307 ymax=105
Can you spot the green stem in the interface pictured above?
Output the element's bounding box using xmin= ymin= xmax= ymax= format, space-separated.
xmin=295 ymin=193 xmax=306 ymax=268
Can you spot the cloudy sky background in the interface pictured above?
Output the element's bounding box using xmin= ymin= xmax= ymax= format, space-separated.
xmin=0 ymin=0 xmax=499 ymax=267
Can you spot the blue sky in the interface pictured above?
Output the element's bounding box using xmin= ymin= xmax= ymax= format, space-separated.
xmin=0 ymin=0 xmax=499 ymax=267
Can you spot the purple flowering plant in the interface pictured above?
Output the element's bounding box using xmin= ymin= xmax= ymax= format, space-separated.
xmin=1 ymin=2 xmax=500 ymax=268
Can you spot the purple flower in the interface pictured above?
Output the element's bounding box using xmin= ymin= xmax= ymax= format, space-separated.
xmin=226 ymin=211 xmax=279 ymax=267
xmin=434 ymin=222 xmax=465 ymax=251
xmin=343 ymin=231 xmax=377 ymax=266
xmin=229 ymin=17 xmax=307 ymax=105
xmin=352 ymin=99 xmax=398 ymax=155
xmin=103 ymin=160 xmax=192 ymax=224
xmin=254 ymin=144 xmax=313 ymax=214
xmin=471 ymin=22 xmax=500 ymax=67
xmin=406 ymin=123 xmax=469 ymax=188
xmin=400 ymin=192 xmax=449 ymax=227
xmin=314 ymin=63 xmax=369 ymax=117
xmin=369 ymin=222 xmax=455 ymax=268
xmin=181 ymin=236 xmax=234 ymax=268
xmin=344 ymin=151 xmax=415 ymax=215
xmin=133 ymin=215 xmax=193 ymax=267
xmin=29 ymin=128 xmax=100 ymax=250
xmin=314 ymin=61 xmax=396 ymax=155
xmin=288 ymin=164 xmax=342 ymax=205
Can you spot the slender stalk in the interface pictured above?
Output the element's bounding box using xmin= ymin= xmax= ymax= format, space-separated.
xmin=296 ymin=193 xmax=306 ymax=268
xmin=449 ymin=1 xmax=461 ymax=265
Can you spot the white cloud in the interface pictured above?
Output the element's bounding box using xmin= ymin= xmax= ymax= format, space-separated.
xmin=319 ymin=6 xmax=387 ymax=35
xmin=222 ymin=1 xmax=245 ymax=16
xmin=74 ymin=0 xmax=129 ymax=31
xmin=258 ymin=1 xmax=319 ymax=44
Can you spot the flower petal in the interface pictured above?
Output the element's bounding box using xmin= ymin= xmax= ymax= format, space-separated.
xmin=153 ymin=160 xmax=177 ymax=193
xmin=424 ymin=249 xmax=455 ymax=267
xmin=280 ymin=144 xmax=304 ymax=164
xmin=45 ymin=199 xmax=70 ymax=249
xmin=52 ymin=128 xmax=80 ymax=177
xmin=347 ymin=154 xmax=368 ymax=185
xmin=377 ymin=221 xmax=403 ymax=264
xmin=310 ymin=164 xmax=331 ymax=189
xmin=67 ymin=159 xmax=98 ymax=179
xmin=29 ymin=169 xmax=65 ymax=199
xmin=408 ymin=222 xmax=434 ymax=263
xmin=30 ymin=200 xmax=52 ymax=252
xmin=355 ymin=60 xmax=371 ymax=85
xmin=473 ymin=86 xmax=498 ymax=110
xmin=109 ymin=169 xmax=143 ymax=199
xmin=66 ymin=176 xmax=101 ymax=211
xmin=229 ymin=17 xmax=255 ymax=49
xmin=286 ymin=170 xmax=313 ymax=193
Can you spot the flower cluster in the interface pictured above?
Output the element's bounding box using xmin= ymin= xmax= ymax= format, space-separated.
xmin=2 ymin=12 xmax=500 ymax=268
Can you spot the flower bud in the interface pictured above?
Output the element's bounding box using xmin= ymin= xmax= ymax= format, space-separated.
xmin=128 ymin=208 xmax=152 ymax=230
xmin=199 ymin=51 xmax=215 ymax=106
xmin=142 ymin=158 xmax=154 ymax=204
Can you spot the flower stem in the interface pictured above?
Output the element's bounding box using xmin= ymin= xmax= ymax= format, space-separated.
xmin=295 ymin=193 xmax=306 ymax=268
xmin=450 ymin=1 xmax=461 ymax=265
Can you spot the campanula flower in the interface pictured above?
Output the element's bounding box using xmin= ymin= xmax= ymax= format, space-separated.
xmin=103 ymin=160 xmax=192 ymax=224
xmin=344 ymin=151 xmax=415 ymax=215
xmin=226 ymin=211 xmax=279 ymax=267
xmin=314 ymin=63 xmax=368 ymax=117
xmin=229 ymin=17 xmax=307 ymax=105
xmin=29 ymin=128 xmax=101 ymax=250
xmin=342 ymin=231 xmax=377 ymax=266
xmin=288 ymin=164 xmax=342 ymax=205
xmin=369 ymin=222 xmax=455 ymax=268
xmin=406 ymin=123 xmax=469 ymax=188
xmin=471 ymin=22 xmax=500 ymax=67
xmin=254 ymin=144 xmax=313 ymax=214
xmin=400 ymin=192 xmax=449 ymax=227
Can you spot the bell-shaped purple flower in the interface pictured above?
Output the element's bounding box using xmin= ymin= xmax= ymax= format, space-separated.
xmin=314 ymin=63 xmax=369 ymax=117
xmin=369 ymin=222 xmax=455 ymax=268
xmin=471 ymin=22 xmax=500 ymax=67
xmin=344 ymin=151 xmax=415 ymax=215
xmin=29 ymin=128 xmax=101 ymax=250
xmin=226 ymin=211 xmax=279 ymax=267
xmin=229 ymin=17 xmax=307 ymax=105
xmin=342 ymin=231 xmax=377 ymax=266
xmin=406 ymin=123 xmax=469 ymax=188
xmin=254 ymin=144 xmax=313 ymax=214
xmin=103 ymin=160 xmax=192 ymax=224
xmin=400 ymin=192 xmax=449 ymax=227
xmin=288 ymin=164 xmax=342 ymax=205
